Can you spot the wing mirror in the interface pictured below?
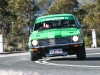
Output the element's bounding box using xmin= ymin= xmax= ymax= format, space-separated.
xmin=30 ymin=27 xmax=33 ymax=33
xmin=79 ymin=24 xmax=86 ymax=28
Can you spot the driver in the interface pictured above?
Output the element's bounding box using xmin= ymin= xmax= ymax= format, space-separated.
xmin=43 ymin=23 xmax=50 ymax=28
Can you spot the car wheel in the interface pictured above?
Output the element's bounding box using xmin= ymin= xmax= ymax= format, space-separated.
xmin=76 ymin=43 xmax=86 ymax=60
xmin=31 ymin=51 xmax=42 ymax=61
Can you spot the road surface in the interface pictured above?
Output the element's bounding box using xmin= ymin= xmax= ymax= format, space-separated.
xmin=0 ymin=48 xmax=100 ymax=75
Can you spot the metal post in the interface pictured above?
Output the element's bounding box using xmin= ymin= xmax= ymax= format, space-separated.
xmin=92 ymin=29 xmax=97 ymax=48
xmin=0 ymin=35 xmax=3 ymax=53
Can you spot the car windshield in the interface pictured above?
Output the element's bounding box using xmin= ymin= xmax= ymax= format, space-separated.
xmin=34 ymin=20 xmax=76 ymax=31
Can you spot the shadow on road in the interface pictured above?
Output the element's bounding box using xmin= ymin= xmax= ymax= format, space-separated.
xmin=86 ymin=57 xmax=100 ymax=61
xmin=48 ymin=57 xmax=78 ymax=61
xmin=49 ymin=57 xmax=100 ymax=61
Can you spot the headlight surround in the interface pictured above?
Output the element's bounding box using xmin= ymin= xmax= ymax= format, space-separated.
xmin=31 ymin=40 xmax=38 ymax=46
xmin=72 ymin=36 xmax=79 ymax=42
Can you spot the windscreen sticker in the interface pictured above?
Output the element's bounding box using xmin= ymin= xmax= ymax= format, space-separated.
xmin=42 ymin=17 xmax=66 ymax=21
xmin=36 ymin=17 xmax=72 ymax=24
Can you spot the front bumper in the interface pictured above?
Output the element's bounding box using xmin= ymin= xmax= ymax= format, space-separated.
xmin=29 ymin=42 xmax=83 ymax=49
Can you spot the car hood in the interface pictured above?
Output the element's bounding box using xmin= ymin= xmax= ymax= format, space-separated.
xmin=29 ymin=27 xmax=80 ymax=40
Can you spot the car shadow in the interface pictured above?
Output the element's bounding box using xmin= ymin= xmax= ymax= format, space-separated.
xmin=49 ymin=57 xmax=100 ymax=61
xmin=50 ymin=57 xmax=77 ymax=61
xmin=86 ymin=57 xmax=100 ymax=61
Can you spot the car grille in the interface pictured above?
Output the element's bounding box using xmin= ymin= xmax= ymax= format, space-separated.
xmin=38 ymin=37 xmax=73 ymax=46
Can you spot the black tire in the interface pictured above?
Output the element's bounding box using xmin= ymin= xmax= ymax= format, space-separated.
xmin=76 ymin=43 xmax=86 ymax=60
xmin=31 ymin=51 xmax=42 ymax=61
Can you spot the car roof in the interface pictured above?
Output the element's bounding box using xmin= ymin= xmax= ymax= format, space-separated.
xmin=35 ymin=14 xmax=75 ymax=24
xmin=36 ymin=14 xmax=74 ymax=20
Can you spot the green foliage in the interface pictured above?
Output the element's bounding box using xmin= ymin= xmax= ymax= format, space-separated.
xmin=36 ymin=0 xmax=53 ymax=11
xmin=84 ymin=36 xmax=92 ymax=47
xmin=36 ymin=0 xmax=56 ymax=16
xmin=76 ymin=0 xmax=100 ymax=47
xmin=0 ymin=0 xmax=11 ymax=34
xmin=1 ymin=0 xmax=100 ymax=50
xmin=0 ymin=0 xmax=39 ymax=51
xmin=47 ymin=0 xmax=78 ymax=14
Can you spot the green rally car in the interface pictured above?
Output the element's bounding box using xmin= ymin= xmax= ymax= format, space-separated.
xmin=28 ymin=14 xmax=86 ymax=61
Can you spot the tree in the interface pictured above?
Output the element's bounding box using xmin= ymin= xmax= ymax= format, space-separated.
xmin=8 ymin=0 xmax=39 ymax=36
xmin=0 ymin=0 xmax=10 ymax=34
xmin=75 ymin=2 xmax=95 ymax=23
xmin=2 ymin=0 xmax=39 ymax=51
xmin=36 ymin=0 xmax=58 ymax=16
xmin=36 ymin=0 xmax=53 ymax=12
xmin=78 ymin=0 xmax=100 ymax=47
xmin=47 ymin=0 xmax=78 ymax=14
xmin=95 ymin=0 xmax=100 ymax=11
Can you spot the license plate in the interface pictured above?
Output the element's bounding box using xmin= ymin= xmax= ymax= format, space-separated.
xmin=49 ymin=49 xmax=63 ymax=54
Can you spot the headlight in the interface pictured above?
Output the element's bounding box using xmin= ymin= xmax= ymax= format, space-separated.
xmin=31 ymin=40 xmax=38 ymax=46
xmin=72 ymin=36 xmax=79 ymax=42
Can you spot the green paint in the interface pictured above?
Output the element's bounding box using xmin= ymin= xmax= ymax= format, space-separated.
xmin=35 ymin=14 xmax=74 ymax=24
xmin=29 ymin=28 xmax=79 ymax=40
xmin=28 ymin=14 xmax=84 ymax=47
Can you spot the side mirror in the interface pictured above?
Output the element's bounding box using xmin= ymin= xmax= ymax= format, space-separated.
xmin=79 ymin=25 xmax=86 ymax=28
xmin=80 ymin=26 xmax=86 ymax=28
xmin=30 ymin=27 xmax=33 ymax=33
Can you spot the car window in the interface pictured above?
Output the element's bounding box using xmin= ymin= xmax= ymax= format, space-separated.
xmin=61 ymin=20 xmax=76 ymax=27
xmin=34 ymin=20 xmax=77 ymax=31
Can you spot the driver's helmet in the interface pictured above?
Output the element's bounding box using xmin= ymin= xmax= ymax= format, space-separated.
xmin=43 ymin=23 xmax=50 ymax=28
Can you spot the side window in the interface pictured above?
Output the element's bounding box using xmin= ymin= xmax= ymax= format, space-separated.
xmin=34 ymin=23 xmax=42 ymax=31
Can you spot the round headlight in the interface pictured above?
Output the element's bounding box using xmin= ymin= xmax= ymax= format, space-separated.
xmin=31 ymin=40 xmax=38 ymax=46
xmin=72 ymin=36 xmax=79 ymax=42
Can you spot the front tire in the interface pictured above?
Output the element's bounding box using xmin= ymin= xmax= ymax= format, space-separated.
xmin=76 ymin=43 xmax=86 ymax=60
xmin=31 ymin=51 xmax=42 ymax=61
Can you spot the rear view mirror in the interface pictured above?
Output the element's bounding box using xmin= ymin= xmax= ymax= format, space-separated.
xmin=30 ymin=27 xmax=33 ymax=33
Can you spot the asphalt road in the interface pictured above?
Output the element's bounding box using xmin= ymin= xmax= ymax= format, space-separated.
xmin=0 ymin=48 xmax=100 ymax=75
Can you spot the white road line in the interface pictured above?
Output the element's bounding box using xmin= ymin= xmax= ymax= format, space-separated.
xmin=35 ymin=60 xmax=100 ymax=68
xmin=41 ymin=61 xmax=100 ymax=68
xmin=35 ymin=53 xmax=100 ymax=68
